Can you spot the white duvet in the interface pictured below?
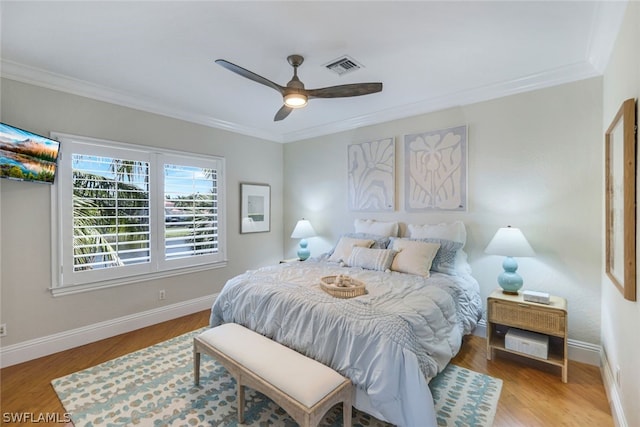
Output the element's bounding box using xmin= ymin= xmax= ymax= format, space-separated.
xmin=210 ymin=259 xmax=482 ymax=427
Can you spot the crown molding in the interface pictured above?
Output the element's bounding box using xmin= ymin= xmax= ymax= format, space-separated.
xmin=0 ymin=60 xmax=284 ymax=143
xmin=2 ymin=58 xmax=600 ymax=145
xmin=281 ymin=60 xmax=601 ymax=143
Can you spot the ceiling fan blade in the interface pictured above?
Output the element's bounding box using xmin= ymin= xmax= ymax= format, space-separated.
xmin=215 ymin=59 xmax=285 ymax=94
xmin=274 ymin=105 xmax=293 ymax=121
xmin=306 ymin=82 xmax=383 ymax=99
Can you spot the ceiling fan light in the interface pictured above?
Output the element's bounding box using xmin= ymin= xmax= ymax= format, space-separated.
xmin=284 ymin=93 xmax=308 ymax=108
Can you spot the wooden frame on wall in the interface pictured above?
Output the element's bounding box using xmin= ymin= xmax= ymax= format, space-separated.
xmin=605 ymin=98 xmax=637 ymax=301
xmin=240 ymin=183 xmax=270 ymax=234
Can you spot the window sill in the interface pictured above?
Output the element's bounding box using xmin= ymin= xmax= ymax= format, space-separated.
xmin=50 ymin=260 xmax=227 ymax=297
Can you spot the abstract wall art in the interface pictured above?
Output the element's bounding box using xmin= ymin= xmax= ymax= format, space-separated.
xmin=347 ymin=137 xmax=395 ymax=211
xmin=404 ymin=125 xmax=467 ymax=212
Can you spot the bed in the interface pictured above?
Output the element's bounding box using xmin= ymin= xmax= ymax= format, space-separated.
xmin=210 ymin=220 xmax=483 ymax=427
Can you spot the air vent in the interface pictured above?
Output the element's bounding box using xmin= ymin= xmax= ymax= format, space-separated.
xmin=324 ymin=55 xmax=363 ymax=76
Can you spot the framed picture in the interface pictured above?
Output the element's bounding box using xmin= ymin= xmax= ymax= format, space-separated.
xmin=240 ymin=183 xmax=270 ymax=233
xmin=605 ymin=98 xmax=636 ymax=301
xmin=347 ymin=137 xmax=395 ymax=211
xmin=404 ymin=125 xmax=467 ymax=211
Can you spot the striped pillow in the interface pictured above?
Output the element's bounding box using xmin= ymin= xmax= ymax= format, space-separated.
xmin=328 ymin=237 xmax=375 ymax=263
xmin=346 ymin=247 xmax=396 ymax=271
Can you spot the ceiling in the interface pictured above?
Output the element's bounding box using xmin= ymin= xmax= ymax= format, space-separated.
xmin=0 ymin=1 xmax=627 ymax=143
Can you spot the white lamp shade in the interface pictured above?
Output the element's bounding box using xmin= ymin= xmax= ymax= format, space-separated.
xmin=291 ymin=219 xmax=316 ymax=239
xmin=485 ymin=226 xmax=535 ymax=257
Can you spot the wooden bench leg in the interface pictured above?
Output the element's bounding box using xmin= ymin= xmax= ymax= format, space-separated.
xmin=236 ymin=375 xmax=245 ymax=424
xmin=343 ymin=401 xmax=352 ymax=427
xmin=193 ymin=340 xmax=201 ymax=386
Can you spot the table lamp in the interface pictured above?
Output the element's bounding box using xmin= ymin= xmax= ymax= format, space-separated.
xmin=484 ymin=226 xmax=535 ymax=294
xmin=291 ymin=219 xmax=316 ymax=261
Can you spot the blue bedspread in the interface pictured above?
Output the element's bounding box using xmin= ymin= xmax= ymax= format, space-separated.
xmin=210 ymin=259 xmax=482 ymax=427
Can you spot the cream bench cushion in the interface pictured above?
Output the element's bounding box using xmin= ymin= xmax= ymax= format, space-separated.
xmin=194 ymin=323 xmax=353 ymax=427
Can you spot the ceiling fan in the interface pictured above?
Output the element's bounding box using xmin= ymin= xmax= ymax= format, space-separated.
xmin=215 ymin=55 xmax=383 ymax=121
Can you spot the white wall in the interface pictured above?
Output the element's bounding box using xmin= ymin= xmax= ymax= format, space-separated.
xmin=0 ymin=78 xmax=284 ymax=348
xmin=284 ymin=77 xmax=603 ymax=346
xmin=601 ymin=2 xmax=640 ymax=426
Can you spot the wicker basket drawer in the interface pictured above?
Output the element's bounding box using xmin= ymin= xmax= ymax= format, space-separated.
xmin=489 ymin=300 xmax=566 ymax=336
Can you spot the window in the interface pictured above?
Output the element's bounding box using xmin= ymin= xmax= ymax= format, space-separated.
xmin=52 ymin=134 xmax=226 ymax=295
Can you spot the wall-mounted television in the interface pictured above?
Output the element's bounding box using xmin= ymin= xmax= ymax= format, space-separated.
xmin=0 ymin=123 xmax=61 ymax=184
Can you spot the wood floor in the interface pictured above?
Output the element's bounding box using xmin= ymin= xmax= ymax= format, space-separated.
xmin=451 ymin=334 xmax=613 ymax=427
xmin=1 ymin=310 xmax=613 ymax=426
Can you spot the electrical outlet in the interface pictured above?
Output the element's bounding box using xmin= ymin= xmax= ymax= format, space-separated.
xmin=159 ymin=290 xmax=166 ymax=301
xmin=0 ymin=323 xmax=7 ymax=337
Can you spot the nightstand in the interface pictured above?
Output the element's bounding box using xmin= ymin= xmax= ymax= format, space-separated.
xmin=486 ymin=289 xmax=568 ymax=382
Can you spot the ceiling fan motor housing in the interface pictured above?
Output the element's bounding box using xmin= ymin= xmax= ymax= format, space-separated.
xmin=284 ymin=58 xmax=307 ymax=108
xmin=287 ymin=54 xmax=304 ymax=68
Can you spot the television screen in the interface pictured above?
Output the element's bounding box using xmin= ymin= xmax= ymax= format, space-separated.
xmin=0 ymin=123 xmax=61 ymax=184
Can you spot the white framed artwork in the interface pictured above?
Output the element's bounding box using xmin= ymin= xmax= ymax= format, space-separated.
xmin=404 ymin=125 xmax=467 ymax=212
xmin=240 ymin=183 xmax=270 ymax=233
xmin=348 ymin=137 xmax=395 ymax=211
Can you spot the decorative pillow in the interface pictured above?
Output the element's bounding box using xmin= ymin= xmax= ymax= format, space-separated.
xmin=328 ymin=237 xmax=375 ymax=263
xmin=389 ymin=238 xmax=440 ymax=277
xmin=346 ymin=247 xmax=396 ymax=271
xmin=354 ymin=219 xmax=399 ymax=237
xmin=411 ymin=237 xmax=464 ymax=275
xmin=407 ymin=221 xmax=467 ymax=246
xmin=340 ymin=233 xmax=390 ymax=250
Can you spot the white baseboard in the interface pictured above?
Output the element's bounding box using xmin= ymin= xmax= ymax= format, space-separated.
xmin=0 ymin=294 xmax=217 ymax=368
xmin=473 ymin=319 xmax=601 ymax=366
xmin=567 ymin=338 xmax=601 ymax=366
xmin=0 ymin=303 xmax=603 ymax=370
xmin=601 ymin=349 xmax=628 ymax=427
xmin=473 ymin=319 xmax=487 ymax=338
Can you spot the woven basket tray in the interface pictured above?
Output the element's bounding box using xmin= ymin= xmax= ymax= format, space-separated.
xmin=320 ymin=275 xmax=366 ymax=299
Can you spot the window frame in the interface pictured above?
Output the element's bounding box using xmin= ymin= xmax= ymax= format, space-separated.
xmin=158 ymin=153 xmax=223 ymax=271
xmin=50 ymin=133 xmax=226 ymax=296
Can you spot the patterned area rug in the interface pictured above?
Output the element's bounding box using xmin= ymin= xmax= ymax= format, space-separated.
xmin=52 ymin=328 xmax=502 ymax=426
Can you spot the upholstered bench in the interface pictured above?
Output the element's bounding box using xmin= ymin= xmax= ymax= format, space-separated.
xmin=194 ymin=323 xmax=353 ymax=427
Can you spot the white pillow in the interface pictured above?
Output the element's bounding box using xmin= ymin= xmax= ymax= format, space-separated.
xmin=455 ymin=249 xmax=472 ymax=275
xmin=328 ymin=237 xmax=375 ymax=263
xmin=390 ymin=239 xmax=440 ymax=277
xmin=354 ymin=219 xmax=399 ymax=237
xmin=407 ymin=221 xmax=467 ymax=246
xmin=346 ymin=247 xmax=396 ymax=271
